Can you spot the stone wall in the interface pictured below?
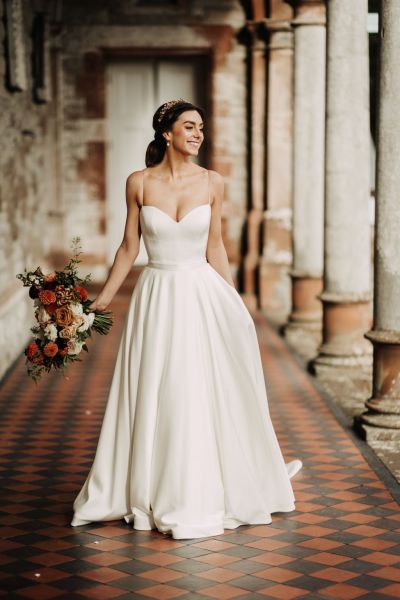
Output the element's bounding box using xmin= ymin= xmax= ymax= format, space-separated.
xmin=0 ymin=2 xmax=57 ymax=379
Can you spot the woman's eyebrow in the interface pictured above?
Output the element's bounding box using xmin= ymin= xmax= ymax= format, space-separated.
xmin=183 ymin=120 xmax=204 ymax=126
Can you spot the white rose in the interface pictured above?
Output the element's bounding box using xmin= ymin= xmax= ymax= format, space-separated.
xmin=70 ymin=303 xmax=83 ymax=317
xmin=67 ymin=339 xmax=83 ymax=355
xmin=36 ymin=306 xmax=51 ymax=324
xmin=44 ymin=323 xmax=58 ymax=342
xmin=77 ymin=313 xmax=91 ymax=332
xmin=88 ymin=312 xmax=95 ymax=326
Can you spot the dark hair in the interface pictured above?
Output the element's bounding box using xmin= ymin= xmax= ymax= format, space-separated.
xmin=145 ymin=100 xmax=205 ymax=168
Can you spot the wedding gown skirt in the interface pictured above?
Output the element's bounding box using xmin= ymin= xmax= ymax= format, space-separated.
xmin=71 ymin=202 xmax=298 ymax=539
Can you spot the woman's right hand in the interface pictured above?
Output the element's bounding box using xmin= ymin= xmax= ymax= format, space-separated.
xmin=89 ymin=297 xmax=110 ymax=312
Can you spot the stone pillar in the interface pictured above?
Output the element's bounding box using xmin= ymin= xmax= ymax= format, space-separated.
xmin=260 ymin=0 xmax=294 ymax=325
xmin=283 ymin=0 xmax=326 ymax=359
xmin=240 ymin=21 xmax=266 ymax=311
xmin=312 ymin=0 xmax=372 ymax=396
xmin=357 ymin=0 xmax=400 ymax=439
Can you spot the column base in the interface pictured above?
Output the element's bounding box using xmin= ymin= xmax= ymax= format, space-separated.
xmin=311 ymin=359 xmax=372 ymax=405
xmin=312 ymin=293 xmax=373 ymax=395
xmin=284 ymin=320 xmax=322 ymax=360
xmin=283 ymin=271 xmax=322 ymax=359
xmin=356 ymin=329 xmax=400 ymax=436
xmin=259 ymin=209 xmax=292 ymax=326
xmin=259 ymin=260 xmax=291 ymax=326
xmin=354 ymin=414 xmax=400 ymax=441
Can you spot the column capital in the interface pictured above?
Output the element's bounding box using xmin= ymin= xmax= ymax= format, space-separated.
xmin=289 ymin=0 xmax=326 ymax=27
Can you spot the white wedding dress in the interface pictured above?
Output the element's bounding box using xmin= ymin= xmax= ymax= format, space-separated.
xmin=71 ymin=175 xmax=300 ymax=539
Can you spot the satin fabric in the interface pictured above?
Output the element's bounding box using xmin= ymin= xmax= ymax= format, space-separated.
xmin=71 ymin=200 xmax=297 ymax=539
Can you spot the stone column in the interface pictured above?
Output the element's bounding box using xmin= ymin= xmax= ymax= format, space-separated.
xmin=357 ymin=0 xmax=400 ymax=438
xmin=241 ymin=20 xmax=266 ymax=311
xmin=283 ymin=0 xmax=326 ymax=358
xmin=312 ymin=0 xmax=372 ymax=395
xmin=259 ymin=0 xmax=294 ymax=325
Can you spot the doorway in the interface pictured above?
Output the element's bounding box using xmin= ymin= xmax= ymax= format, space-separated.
xmin=105 ymin=57 xmax=208 ymax=265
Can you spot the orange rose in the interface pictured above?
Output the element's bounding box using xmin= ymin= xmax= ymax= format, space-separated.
xmin=26 ymin=342 xmax=39 ymax=360
xmin=75 ymin=286 xmax=88 ymax=302
xmin=43 ymin=342 xmax=58 ymax=357
xmin=55 ymin=306 xmax=74 ymax=327
xmin=38 ymin=289 xmax=57 ymax=305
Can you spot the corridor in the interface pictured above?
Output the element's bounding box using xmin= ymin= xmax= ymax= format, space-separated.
xmin=1 ymin=285 xmax=399 ymax=600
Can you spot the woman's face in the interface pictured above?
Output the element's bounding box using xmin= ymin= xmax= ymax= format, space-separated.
xmin=165 ymin=110 xmax=204 ymax=157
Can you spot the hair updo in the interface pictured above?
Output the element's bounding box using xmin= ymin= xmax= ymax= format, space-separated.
xmin=145 ymin=99 xmax=205 ymax=168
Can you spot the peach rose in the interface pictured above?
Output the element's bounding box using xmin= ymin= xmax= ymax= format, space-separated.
xmin=59 ymin=325 xmax=78 ymax=340
xmin=55 ymin=306 xmax=74 ymax=327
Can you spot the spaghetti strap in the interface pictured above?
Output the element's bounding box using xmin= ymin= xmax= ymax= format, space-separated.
xmin=207 ymin=169 xmax=211 ymax=206
xmin=140 ymin=169 xmax=145 ymax=208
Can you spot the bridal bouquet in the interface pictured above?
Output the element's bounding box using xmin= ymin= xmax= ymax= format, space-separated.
xmin=16 ymin=237 xmax=113 ymax=383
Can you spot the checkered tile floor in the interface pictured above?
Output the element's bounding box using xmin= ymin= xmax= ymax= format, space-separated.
xmin=1 ymin=281 xmax=400 ymax=600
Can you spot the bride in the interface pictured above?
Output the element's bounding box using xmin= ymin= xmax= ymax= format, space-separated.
xmin=71 ymin=99 xmax=302 ymax=539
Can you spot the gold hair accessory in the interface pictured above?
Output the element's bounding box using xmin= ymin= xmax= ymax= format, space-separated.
xmin=157 ymin=99 xmax=186 ymax=124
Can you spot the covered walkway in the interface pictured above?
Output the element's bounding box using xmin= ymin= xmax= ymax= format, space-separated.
xmin=1 ymin=284 xmax=399 ymax=600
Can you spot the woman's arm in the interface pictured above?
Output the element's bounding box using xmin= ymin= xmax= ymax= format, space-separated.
xmin=89 ymin=171 xmax=142 ymax=311
xmin=206 ymin=170 xmax=235 ymax=288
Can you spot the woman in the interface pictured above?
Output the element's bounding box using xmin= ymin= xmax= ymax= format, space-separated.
xmin=71 ymin=99 xmax=302 ymax=539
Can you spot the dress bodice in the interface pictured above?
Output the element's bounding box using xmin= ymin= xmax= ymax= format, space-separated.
xmin=140 ymin=203 xmax=211 ymax=267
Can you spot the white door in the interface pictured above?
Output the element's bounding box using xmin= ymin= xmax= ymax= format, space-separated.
xmin=105 ymin=59 xmax=203 ymax=266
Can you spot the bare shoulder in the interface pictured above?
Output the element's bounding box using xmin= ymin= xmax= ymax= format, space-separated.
xmin=126 ymin=169 xmax=144 ymax=189
xmin=207 ymin=169 xmax=224 ymax=199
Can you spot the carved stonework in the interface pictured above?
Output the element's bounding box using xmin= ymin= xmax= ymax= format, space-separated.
xmin=4 ymin=0 xmax=27 ymax=92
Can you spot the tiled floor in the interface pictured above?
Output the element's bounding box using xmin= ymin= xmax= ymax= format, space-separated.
xmin=1 ymin=281 xmax=400 ymax=600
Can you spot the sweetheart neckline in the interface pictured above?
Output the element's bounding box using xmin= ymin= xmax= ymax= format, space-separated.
xmin=140 ymin=203 xmax=211 ymax=224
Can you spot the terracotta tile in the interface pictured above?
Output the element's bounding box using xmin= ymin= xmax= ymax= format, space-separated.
xmin=311 ymin=567 xmax=358 ymax=582
xmin=252 ymin=566 xmax=302 ymax=583
xmin=194 ymin=554 xmax=241 ymax=567
xmin=84 ymin=540 xmax=131 ymax=551
xmin=345 ymin=525 xmax=388 ymax=537
xmin=337 ymin=513 xmax=379 ymax=524
xmin=137 ymin=567 xmax=183 ymax=583
xmin=137 ymin=552 xmax=186 ymax=566
xmin=304 ymin=552 xmax=351 ymax=566
xmin=372 ymin=566 xmax=400 ymax=582
xmin=197 ymin=582 xmax=250 ymax=599
xmin=360 ymin=551 xmax=400 ymax=566
xmin=80 ymin=567 xmax=129 ymax=583
xmin=318 ymin=583 xmax=368 ymax=599
xmin=294 ymin=525 xmax=337 ymax=537
xmin=298 ymin=538 xmax=344 ymax=551
xmin=257 ymin=583 xmax=308 ymax=598
xmin=251 ymin=553 xmax=296 ymax=566
xmin=83 ymin=551 xmax=130 ymax=566
xmin=351 ymin=538 xmax=397 ymax=551
xmin=137 ymin=583 xmax=187 ymax=599
xmin=196 ymin=567 xmax=242 ymax=582
xmin=77 ymin=585 xmax=127 ymax=599
xmin=12 ymin=583 xmax=64 ymax=599
xmin=245 ymin=539 xmax=290 ymax=551
xmin=379 ymin=583 xmax=400 ymax=596
xmin=194 ymin=540 xmax=236 ymax=551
